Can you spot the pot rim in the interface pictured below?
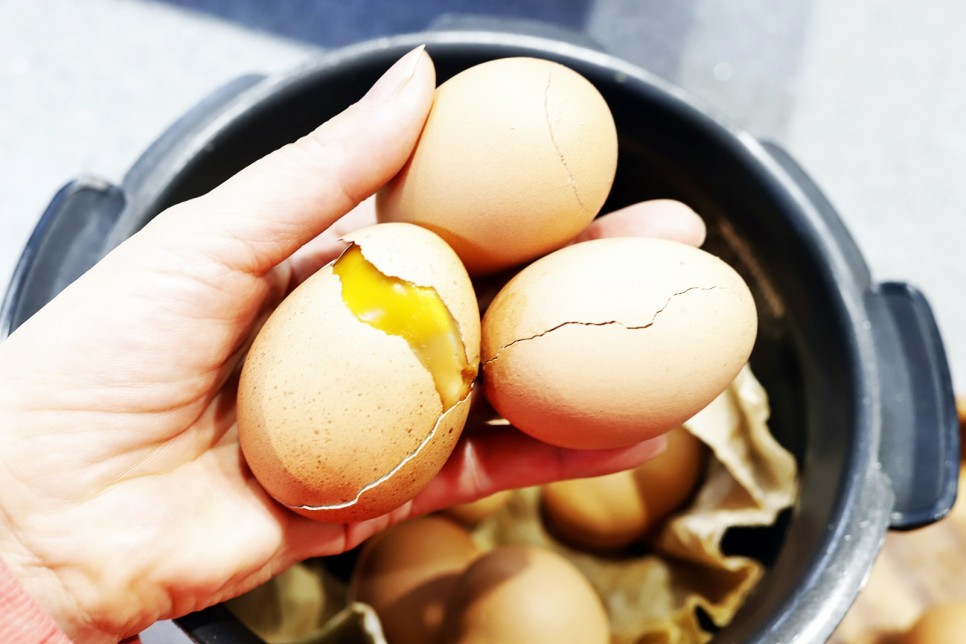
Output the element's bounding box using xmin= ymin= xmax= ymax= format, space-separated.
xmin=3 ymin=29 xmax=917 ymax=644
xmin=134 ymin=31 xmax=889 ymax=644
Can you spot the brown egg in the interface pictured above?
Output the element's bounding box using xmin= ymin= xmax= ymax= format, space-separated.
xmin=634 ymin=425 xmax=707 ymax=521
xmin=902 ymin=601 xmax=966 ymax=643
xmin=440 ymin=545 xmax=610 ymax=644
xmin=541 ymin=427 xmax=705 ymax=552
xmin=349 ymin=516 xmax=481 ymax=644
xmin=541 ymin=470 xmax=647 ymax=553
xmin=444 ymin=490 xmax=514 ymax=527
xmin=238 ymin=223 xmax=481 ymax=522
xmin=481 ymin=237 xmax=757 ymax=449
xmin=377 ymin=57 xmax=618 ymax=275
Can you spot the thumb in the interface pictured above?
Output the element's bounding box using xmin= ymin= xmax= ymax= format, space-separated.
xmin=148 ymin=46 xmax=435 ymax=276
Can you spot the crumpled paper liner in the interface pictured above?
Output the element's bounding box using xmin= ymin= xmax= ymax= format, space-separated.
xmin=470 ymin=365 xmax=798 ymax=643
xmin=225 ymin=560 xmax=348 ymax=643
xmin=227 ymin=365 xmax=796 ymax=643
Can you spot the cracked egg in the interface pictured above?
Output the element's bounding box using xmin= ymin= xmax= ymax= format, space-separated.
xmin=376 ymin=57 xmax=618 ymax=276
xmin=481 ymin=237 xmax=757 ymax=449
xmin=237 ymin=223 xmax=480 ymax=522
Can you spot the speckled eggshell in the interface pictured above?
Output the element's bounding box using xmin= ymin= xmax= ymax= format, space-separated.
xmin=481 ymin=237 xmax=757 ymax=450
xmin=237 ymin=223 xmax=480 ymax=523
xmin=376 ymin=57 xmax=618 ymax=275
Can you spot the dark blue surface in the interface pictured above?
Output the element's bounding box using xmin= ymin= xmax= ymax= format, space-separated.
xmin=159 ymin=0 xmax=593 ymax=47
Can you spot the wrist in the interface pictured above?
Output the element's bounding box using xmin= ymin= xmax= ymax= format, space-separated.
xmin=0 ymin=545 xmax=74 ymax=643
xmin=0 ymin=477 xmax=105 ymax=642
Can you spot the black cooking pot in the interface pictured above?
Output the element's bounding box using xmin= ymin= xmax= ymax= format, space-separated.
xmin=2 ymin=30 xmax=958 ymax=644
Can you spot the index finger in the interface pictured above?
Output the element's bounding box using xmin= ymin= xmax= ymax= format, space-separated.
xmin=575 ymin=199 xmax=707 ymax=247
xmin=148 ymin=47 xmax=435 ymax=278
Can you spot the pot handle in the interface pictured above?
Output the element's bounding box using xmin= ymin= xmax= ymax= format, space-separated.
xmin=120 ymin=74 xmax=266 ymax=209
xmin=866 ymin=282 xmax=959 ymax=530
xmin=0 ymin=177 xmax=125 ymax=338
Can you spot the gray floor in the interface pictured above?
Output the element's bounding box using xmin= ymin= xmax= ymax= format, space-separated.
xmin=2 ymin=1 xmax=965 ymax=640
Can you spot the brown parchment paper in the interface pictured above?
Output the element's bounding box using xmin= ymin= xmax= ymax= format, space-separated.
xmin=471 ymin=365 xmax=798 ymax=643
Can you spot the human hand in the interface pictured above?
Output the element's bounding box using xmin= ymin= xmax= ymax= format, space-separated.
xmin=0 ymin=48 xmax=705 ymax=642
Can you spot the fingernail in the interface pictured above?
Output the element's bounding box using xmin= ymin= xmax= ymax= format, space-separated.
xmin=362 ymin=45 xmax=426 ymax=105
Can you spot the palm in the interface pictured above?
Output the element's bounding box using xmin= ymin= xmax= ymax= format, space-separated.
xmin=0 ymin=221 xmax=320 ymax=630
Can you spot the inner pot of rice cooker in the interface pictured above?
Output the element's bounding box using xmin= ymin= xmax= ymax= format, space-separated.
xmin=1 ymin=29 xmax=958 ymax=644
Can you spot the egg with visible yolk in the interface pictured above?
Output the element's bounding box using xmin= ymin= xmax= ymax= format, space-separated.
xmin=237 ymin=223 xmax=480 ymax=522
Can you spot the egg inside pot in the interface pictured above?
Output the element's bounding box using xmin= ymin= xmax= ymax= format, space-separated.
xmin=349 ymin=516 xmax=481 ymax=644
xmin=237 ymin=223 xmax=481 ymax=523
xmin=438 ymin=544 xmax=611 ymax=644
xmin=540 ymin=426 xmax=707 ymax=553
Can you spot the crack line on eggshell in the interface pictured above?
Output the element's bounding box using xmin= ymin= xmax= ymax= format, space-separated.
xmin=543 ymin=71 xmax=590 ymax=216
xmin=288 ymin=386 xmax=474 ymax=512
xmin=483 ymin=286 xmax=721 ymax=366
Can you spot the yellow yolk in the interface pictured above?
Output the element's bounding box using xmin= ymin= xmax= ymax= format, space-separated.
xmin=333 ymin=245 xmax=476 ymax=411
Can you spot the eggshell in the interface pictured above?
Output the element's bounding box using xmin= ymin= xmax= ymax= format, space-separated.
xmin=481 ymin=237 xmax=757 ymax=449
xmin=540 ymin=427 xmax=706 ymax=552
xmin=350 ymin=516 xmax=480 ymax=644
xmin=376 ymin=57 xmax=618 ymax=275
xmin=541 ymin=469 xmax=648 ymax=553
xmin=440 ymin=545 xmax=610 ymax=644
xmin=634 ymin=424 xmax=707 ymax=520
xmin=237 ymin=223 xmax=481 ymax=522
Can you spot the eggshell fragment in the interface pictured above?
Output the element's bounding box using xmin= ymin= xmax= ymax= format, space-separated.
xmin=237 ymin=223 xmax=480 ymax=522
xmin=350 ymin=516 xmax=480 ymax=644
xmin=481 ymin=237 xmax=757 ymax=449
xmin=439 ymin=545 xmax=610 ymax=644
xmin=377 ymin=57 xmax=618 ymax=275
